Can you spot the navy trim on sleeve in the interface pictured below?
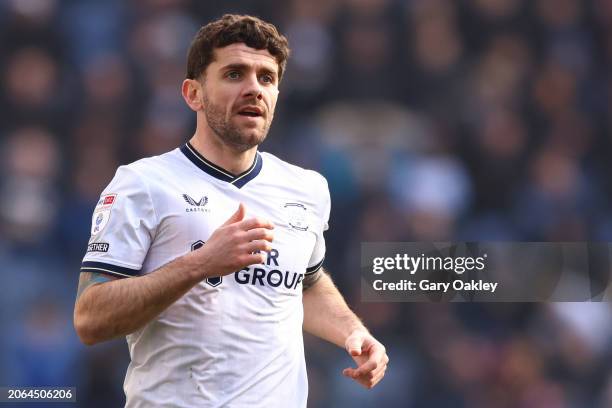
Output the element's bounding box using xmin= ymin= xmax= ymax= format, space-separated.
xmin=306 ymin=257 xmax=325 ymax=275
xmin=80 ymin=261 xmax=141 ymax=278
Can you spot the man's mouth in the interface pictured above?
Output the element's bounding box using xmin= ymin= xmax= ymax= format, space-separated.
xmin=237 ymin=106 xmax=264 ymax=118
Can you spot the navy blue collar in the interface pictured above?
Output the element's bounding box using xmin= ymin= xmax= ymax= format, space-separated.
xmin=180 ymin=142 xmax=263 ymax=188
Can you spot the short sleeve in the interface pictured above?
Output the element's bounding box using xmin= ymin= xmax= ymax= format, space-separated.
xmin=306 ymin=175 xmax=331 ymax=275
xmin=80 ymin=166 xmax=157 ymax=278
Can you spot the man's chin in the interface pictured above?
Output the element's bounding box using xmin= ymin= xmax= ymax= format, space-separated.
xmin=243 ymin=133 xmax=266 ymax=148
xmin=229 ymin=132 xmax=267 ymax=152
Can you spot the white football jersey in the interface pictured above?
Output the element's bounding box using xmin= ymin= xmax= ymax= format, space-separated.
xmin=81 ymin=142 xmax=330 ymax=408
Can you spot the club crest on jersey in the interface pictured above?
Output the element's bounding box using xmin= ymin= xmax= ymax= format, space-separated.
xmin=91 ymin=193 xmax=116 ymax=236
xmin=183 ymin=194 xmax=210 ymax=213
xmin=283 ymin=202 xmax=309 ymax=231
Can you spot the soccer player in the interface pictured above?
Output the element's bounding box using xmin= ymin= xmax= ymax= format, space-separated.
xmin=74 ymin=14 xmax=388 ymax=407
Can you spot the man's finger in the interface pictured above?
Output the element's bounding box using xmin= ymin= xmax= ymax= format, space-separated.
xmin=352 ymin=360 xmax=378 ymax=378
xmin=348 ymin=366 xmax=386 ymax=389
xmin=368 ymin=362 xmax=387 ymax=379
xmin=342 ymin=367 xmax=355 ymax=378
xmin=342 ymin=363 xmax=371 ymax=379
xmin=239 ymin=217 xmax=275 ymax=231
xmin=222 ymin=203 xmax=246 ymax=226
xmin=353 ymin=343 xmax=385 ymax=374
xmin=243 ymin=228 xmax=274 ymax=243
xmin=369 ymin=368 xmax=387 ymax=388
xmin=245 ymin=240 xmax=273 ymax=254
xmin=241 ymin=253 xmax=267 ymax=266
xmin=343 ymin=368 xmax=380 ymax=389
xmin=344 ymin=360 xmax=386 ymax=381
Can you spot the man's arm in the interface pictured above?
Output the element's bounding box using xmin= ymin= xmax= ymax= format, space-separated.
xmin=74 ymin=256 xmax=206 ymax=345
xmin=302 ymin=268 xmax=389 ymax=389
xmin=74 ymin=203 xmax=274 ymax=345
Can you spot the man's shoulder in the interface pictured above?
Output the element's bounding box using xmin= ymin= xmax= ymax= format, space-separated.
xmin=106 ymin=148 xmax=186 ymax=194
xmin=259 ymin=151 xmax=328 ymax=191
xmin=124 ymin=148 xmax=182 ymax=174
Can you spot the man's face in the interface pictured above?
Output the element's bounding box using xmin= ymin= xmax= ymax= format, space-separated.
xmin=199 ymin=43 xmax=280 ymax=152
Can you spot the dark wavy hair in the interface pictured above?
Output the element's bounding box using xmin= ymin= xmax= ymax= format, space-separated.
xmin=186 ymin=14 xmax=290 ymax=81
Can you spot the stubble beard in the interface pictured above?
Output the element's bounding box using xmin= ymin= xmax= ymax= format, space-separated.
xmin=203 ymin=95 xmax=272 ymax=153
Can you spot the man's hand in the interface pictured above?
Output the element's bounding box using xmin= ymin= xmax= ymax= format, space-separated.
xmin=187 ymin=203 xmax=275 ymax=279
xmin=342 ymin=329 xmax=389 ymax=389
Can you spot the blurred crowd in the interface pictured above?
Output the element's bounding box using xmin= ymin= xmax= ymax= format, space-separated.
xmin=2 ymin=0 xmax=612 ymax=407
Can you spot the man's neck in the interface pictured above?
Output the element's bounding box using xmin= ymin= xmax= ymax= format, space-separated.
xmin=189 ymin=132 xmax=257 ymax=176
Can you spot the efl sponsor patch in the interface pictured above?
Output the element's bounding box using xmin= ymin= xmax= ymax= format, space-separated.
xmin=95 ymin=193 xmax=117 ymax=210
xmin=87 ymin=242 xmax=110 ymax=253
xmin=91 ymin=194 xmax=117 ymax=236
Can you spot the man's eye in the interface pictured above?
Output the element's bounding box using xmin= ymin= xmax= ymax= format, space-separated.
xmin=227 ymin=71 xmax=241 ymax=79
xmin=261 ymin=74 xmax=274 ymax=84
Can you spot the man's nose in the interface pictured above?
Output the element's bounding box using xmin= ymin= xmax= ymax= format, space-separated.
xmin=242 ymin=74 xmax=263 ymax=100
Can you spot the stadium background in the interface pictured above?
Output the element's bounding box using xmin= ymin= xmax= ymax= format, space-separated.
xmin=2 ymin=0 xmax=612 ymax=406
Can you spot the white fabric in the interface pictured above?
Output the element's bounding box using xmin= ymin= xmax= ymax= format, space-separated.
xmin=81 ymin=147 xmax=330 ymax=408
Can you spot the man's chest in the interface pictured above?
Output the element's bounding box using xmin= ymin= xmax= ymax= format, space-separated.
xmin=150 ymin=180 xmax=319 ymax=274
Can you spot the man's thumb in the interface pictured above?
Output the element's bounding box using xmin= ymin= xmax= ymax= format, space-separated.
xmin=345 ymin=334 xmax=364 ymax=356
xmin=222 ymin=203 xmax=246 ymax=226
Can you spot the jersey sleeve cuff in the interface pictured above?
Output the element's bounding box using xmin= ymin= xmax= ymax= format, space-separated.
xmin=80 ymin=261 xmax=141 ymax=278
xmin=306 ymin=257 xmax=324 ymax=275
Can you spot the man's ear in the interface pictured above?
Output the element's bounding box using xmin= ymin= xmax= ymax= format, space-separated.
xmin=181 ymin=79 xmax=204 ymax=111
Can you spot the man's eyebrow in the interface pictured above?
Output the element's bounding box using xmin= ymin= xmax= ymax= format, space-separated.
xmin=221 ymin=63 xmax=249 ymax=71
xmin=259 ymin=67 xmax=278 ymax=78
xmin=221 ymin=63 xmax=278 ymax=77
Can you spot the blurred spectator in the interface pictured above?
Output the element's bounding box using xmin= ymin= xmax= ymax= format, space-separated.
xmin=1 ymin=47 xmax=75 ymax=132
xmin=0 ymin=126 xmax=61 ymax=247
